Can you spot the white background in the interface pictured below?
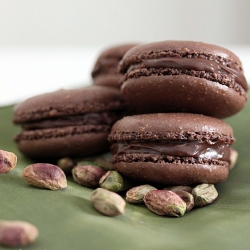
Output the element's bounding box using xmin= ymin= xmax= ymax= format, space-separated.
xmin=1 ymin=0 xmax=250 ymax=106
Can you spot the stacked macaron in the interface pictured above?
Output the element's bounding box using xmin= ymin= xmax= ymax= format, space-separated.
xmin=13 ymin=40 xmax=248 ymax=188
xmin=91 ymin=43 xmax=139 ymax=89
xmin=13 ymin=43 xmax=142 ymax=160
xmin=119 ymin=40 xmax=247 ymax=117
xmin=108 ymin=40 xmax=248 ymax=186
xmin=13 ymin=43 xmax=141 ymax=160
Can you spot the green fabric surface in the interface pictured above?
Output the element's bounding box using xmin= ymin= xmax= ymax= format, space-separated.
xmin=0 ymin=100 xmax=250 ymax=250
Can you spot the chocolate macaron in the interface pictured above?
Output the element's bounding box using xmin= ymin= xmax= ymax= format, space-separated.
xmin=109 ymin=113 xmax=235 ymax=185
xmin=13 ymin=86 xmax=124 ymax=159
xmin=119 ymin=40 xmax=248 ymax=118
xmin=92 ymin=43 xmax=138 ymax=88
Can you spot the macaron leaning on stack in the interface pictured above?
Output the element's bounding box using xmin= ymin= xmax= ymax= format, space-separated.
xmin=108 ymin=40 xmax=248 ymax=186
xmin=91 ymin=43 xmax=139 ymax=89
xmin=13 ymin=86 xmax=124 ymax=160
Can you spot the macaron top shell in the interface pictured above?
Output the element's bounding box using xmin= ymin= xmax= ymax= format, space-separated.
xmin=119 ymin=40 xmax=247 ymax=92
xmin=120 ymin=40 xmax=244 ymax=72
xmin=118 ymin=40 xmax=247 ymax=118
xmin=95 ymin=43 xmax=140 ymax=60
xmin=13 ymin=86 xmax=124 ymax=124
xmin=92 ymin=43 xmax=139 ymax=77
xmin=109 ymin=113 xmax=234 ymax=143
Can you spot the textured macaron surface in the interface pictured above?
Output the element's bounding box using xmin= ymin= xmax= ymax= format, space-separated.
xmin=118 ymin=40 xmax=248 ymax=117
xmin=109 ymin=113 xmax=234 ymax=165
xmin=119 ymin=40 xmax=247 ymax=91
xmin=109 ymin=113 xmax=234 ymax=142
xmin=109 ymin=113 xmax=234 ymax=185
xmin=92 ymin=43 xmax=139 ymax=78
xmin=13 ymin=86 xmax=124 ymax=159
xmin=91 ymin=43 xmax=139 ymax=88
xmin=13 ymin=86 xmax=124 ymax=124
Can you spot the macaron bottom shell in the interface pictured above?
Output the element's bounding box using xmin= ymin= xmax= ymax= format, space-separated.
xmin=93 ymin=74 xmax=123 ymax=89
xmin=16 ymin=129 xmax=110 ymax=159
xmin=121 ymin=75 xmax=247 ymax=118
xmin=113 ymin=161 xmax=229 ymax=186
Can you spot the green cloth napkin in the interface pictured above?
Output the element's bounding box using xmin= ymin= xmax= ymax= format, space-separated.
xmin=0 ymin=101 xmax=250 ymax=250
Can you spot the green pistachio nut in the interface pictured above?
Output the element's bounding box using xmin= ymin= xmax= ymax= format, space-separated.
xmin=72 ymin=165 xmax=106 ymax=188
xmin=144 ymin=190 xmax=186 ymax=217
xmin=90 ymin=188 xmax=126 ymax=216
xmin=229 ymin=148 xmax=238 ymax=170
xmin=22 ymin=163 xmax=67 ymax=190
xmin=192 ymin=183 xmax=218 ymax=207
xmin=126 ymin=184 xmax=157 ymax=204
xmin=99 ymin=170 xmax=124 ymax=192
xmin=164 ymin=185 xmax=193 ymax=194
xmin=0 ymin=150 xmax=17 ymax=174
xmin=0 ymin=220 xmax=39 ymax=247
xmin=78 ymin=153 xmax=113 ymax=170
xmin=173 ymin=190 xmax=194 ymax=212
xmin=57 ymin=157 xmax=76 ymax=174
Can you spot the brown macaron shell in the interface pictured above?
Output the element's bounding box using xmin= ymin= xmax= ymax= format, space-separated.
xmin=15 ymin=127 xmax=110 ymax=159
xmin=93 ymin=75 xmax=123 ymax=89
xmin=13 ymin=86 xmax=123 ymax=123
xmin=92 ymin=43 xmax=139 ymax=88
xmin=119 ymin=40 xmax=247 ymax=118
xmin=109 ymin=113 xmax=235 ymax=185
xmin=13 ymin=86 xmax=124 ymax=159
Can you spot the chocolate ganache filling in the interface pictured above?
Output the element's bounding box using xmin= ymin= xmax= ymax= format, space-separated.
xmin=22 ymin=111 xmax=121 ymax=130
xmin=128 ymin=57 xmax=247 ymax=90
xmin=111 ymin=140 xmax=230 ymax=162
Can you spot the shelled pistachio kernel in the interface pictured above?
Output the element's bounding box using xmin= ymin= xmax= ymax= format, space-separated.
xmin=90 ymin=154 xmax=113 ymax=170
xmin=57 ymin=157 xmax=76 ymax=174
xmin=78 ymin=153 xmax=113 ymax=171
xmin=192 ymin=184 xmax=218 ymax=207
xmin=0 ymin=220 xmax=38 ymax=247
xmin=94 ymin=158 xmax=113 ymax=170
xmin=164 ymin=185 xmax=193 ymax=194
xmin=99 ymin=170 xmax=124 ymax=192
xmin=126 ymin=184 xmax=157 ymax=204
xmin=144 ymin=190 xmax=186 ymax=217
xmin=22 ymin=163 xmax=67 ymax=190
xmin=173 ymin=190 xmax=194 ymax=212
xmin=72 ymin=165 xmax=106 ymax=187
xmin=90 ymin=188 xmax=126 ymax=216
xmin=229 ymin=148 xmax=238 ymax=170
xmin=0 ymin=150 xmax=17 ymax=174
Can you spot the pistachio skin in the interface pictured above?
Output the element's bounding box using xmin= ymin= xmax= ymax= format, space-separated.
xmin=144 ymin=190 xmax=186 ymax=217
xmin=126 ymin=185 xmax=157 ymax=204
xmin=164 ymin=185 xmax=193 ymax=194
xmin=0 ymin=150 xmax=17 ymax=174
xmin=72 ymin=165 xmax=106 ymax=188
xmin=99 ymin=171 xmax=124 ymax=192
xmin=90 ymin=188 xmax=126 ymax=216
xmin=0 ymin=220 xmax=38 ymax=247
xmin=229 ymin=148 xmax=238 ymax=170
xmin=22 ymin=163 xmax=67 ymax=190
xmin=57 ymin=157 xmax=76 ymax=174
xmin=173 ymin=190 xmax=194 ymax=212
xmin=192 ymin=184 xmax=218 ymax=207
xmin=78 ymin=153 xmax=113 ymax=171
